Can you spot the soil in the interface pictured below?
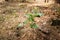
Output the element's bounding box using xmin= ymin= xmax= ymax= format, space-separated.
xmin=0 ymin=1 xmax=60 ymax=40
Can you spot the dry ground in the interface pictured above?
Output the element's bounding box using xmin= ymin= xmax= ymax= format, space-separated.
xmin=0 ymin=2 xmax=60 ymax=40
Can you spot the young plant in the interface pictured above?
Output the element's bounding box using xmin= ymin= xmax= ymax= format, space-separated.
xmin=18 ymin=12 xmax=44 ymax=28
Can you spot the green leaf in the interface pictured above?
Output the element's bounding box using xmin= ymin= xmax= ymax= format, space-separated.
xmin=24 ymin=13 xmax=43 ymax=28
xmin=34 ymin=13 xmax=44 ymax=17
xmin=17 ymin=23 xmax=24 ymax=27
xmin=37 ymin=13 xmax=44 ymax=16
xmin=25 ymin=13 xmax=32 ymax=17
xmin=30 ymin=23 xmax=38 ymax=28
xmin=23 ymin=20 xmax=28 ymax=24
xmin=26 ymin=13 xmax=34 ymax=22
xmin=28 ymin=17 xmax=34 ymax=22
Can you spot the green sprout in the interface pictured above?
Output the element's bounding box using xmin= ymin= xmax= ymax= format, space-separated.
xmin=18 ymin=13 xmax=44 ymax=28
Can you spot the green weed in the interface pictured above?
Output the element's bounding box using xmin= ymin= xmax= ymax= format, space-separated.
xmin=18 ymin=12 xmax=44 ymax=28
